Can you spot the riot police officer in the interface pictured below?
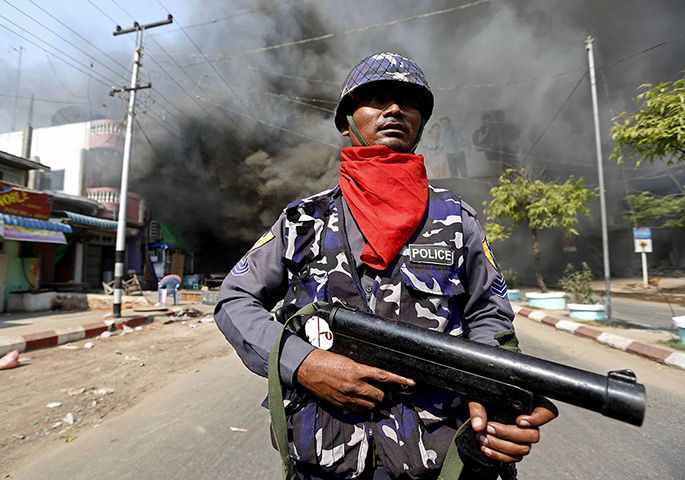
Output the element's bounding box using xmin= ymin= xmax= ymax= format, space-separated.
xmin=215 ymin=52 xmax=556 ymax=479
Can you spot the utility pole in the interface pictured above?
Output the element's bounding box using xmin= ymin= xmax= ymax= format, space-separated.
xmin=110 ymin=15 xmax=172 ymax=318
xmin=585 ymin=36 xmax=612 ymax=322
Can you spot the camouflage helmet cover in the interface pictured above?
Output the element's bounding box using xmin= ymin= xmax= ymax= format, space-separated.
xmin=334 ymin=52 xmax=434 ymax=132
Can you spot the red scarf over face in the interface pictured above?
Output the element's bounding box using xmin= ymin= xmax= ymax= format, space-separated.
xmin=339 ymin=145 xmax=428 ymax=270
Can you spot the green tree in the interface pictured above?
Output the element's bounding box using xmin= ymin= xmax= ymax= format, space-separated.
xmin=483 ymin=169 xmax=598 ymax=292
xmin=625 ymin=192 xmax=685 ymax=230
xmin=610 ymin=77 xmax=685 ymax=165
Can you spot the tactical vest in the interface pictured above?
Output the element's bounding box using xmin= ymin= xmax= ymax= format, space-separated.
xmin=279 ymin=185 xmax=468 ymax=479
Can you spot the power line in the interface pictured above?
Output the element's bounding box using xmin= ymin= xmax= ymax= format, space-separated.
xmin=436 ymin=68 xmax=589 ymax=91
xmin=246 ymin=64 xmax=339 ymax=85
xmin=44 ymin=52 xmax=90 ymax=100
xmin=243 ymin=32 xmax=684 ymax=93
xmin=520 ymin=72 xmax=588 ymax=163
xmin=144 ymin=41 xmax=245 ymax=140
xmin=155 ymin=0 xmax=271 ymax=138
xmin=107 ymin=0 xmax=242 ymax=140
xmin=134 ymin=117 xmax=166 ymax=164
xmin=197 ymin=95 xmax=339 ymax=149
xmin=599 ymin=32 xmax=685 ymax=70
xmin=148 ymin=72 xmax=337 ymax=114
xmin=150 ymin=0 xmax=497 ymax=71
xmin=85 ymin=0 xmax=120 ymax=26
xmin=149 ymin=0 xmax=299 ymax=38
xmin=3 ymin=0 xmax=128 ymax=81
xmin=137 ymin=110 xmax=180 ymax=138
xmin=27 ymin=0 xmax=130 ymax=72
xmin=0 ymin=20 xmax=113 ymax=88
xmin=0 ymin=93 xmax=91 ymax=105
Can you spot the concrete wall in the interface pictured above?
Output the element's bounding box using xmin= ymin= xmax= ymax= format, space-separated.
xmin=4 ymin=241 xmax=30 ymax=299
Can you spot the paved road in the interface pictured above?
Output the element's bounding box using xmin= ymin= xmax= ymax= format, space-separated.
xmin=515 ymin=316 xmax=685 ymax=479
xmin=8 ymin=318 xmax=685 ymax=479
xmin=6 ymin=335 xmax=282 ymax=480
xmin=611 ymin=296 xmax=682 ymax=330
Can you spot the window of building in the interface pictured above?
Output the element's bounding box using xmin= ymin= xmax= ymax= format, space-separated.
xmin=37 ymin=169 xmax=65 ymax=191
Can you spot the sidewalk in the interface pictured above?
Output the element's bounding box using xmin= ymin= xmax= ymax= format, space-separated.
xmin=512 ymin=302 xmax=685 ymax=371
xmin=0 ymin=291 xmax=210 ymax=357
xmin=591 ymin=276 xmax=685 ymax=306
xmin=3 ymin=284 xmax=685 ymax=371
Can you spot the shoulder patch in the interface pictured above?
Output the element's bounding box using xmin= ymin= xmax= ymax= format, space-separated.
xmin=491 ymin=274 xmax=508 ymax=297
xmin=231 ymin=256 xmax=249 ymax=276
xmin=249 ymin=229 xmax=275 ymax=253
xmin=231 ymin=229 xmax=275 ymax=277
xmin=482 ymin=237 xmax=500 ymax=272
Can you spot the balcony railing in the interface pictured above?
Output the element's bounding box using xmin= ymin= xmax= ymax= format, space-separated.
xmin=86 ymin=187 xmax=146 ymax=226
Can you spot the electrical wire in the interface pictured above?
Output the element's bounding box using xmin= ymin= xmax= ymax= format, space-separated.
xmin=44 ymin=53 xmax=90 ymax=100
xmin=0 ymin=93 xmax=91 ymax=105
xmin=144 ymin=43 xmax=244 ymax=140
xmin=85 ymin=0 xmax=127 ymax=32
xmin=600 ymin=32 xmax=685 ymax=70
xmin=105 ymin=0 xmax=242 ymax=140
xmin=196 ymin=95 xmax=340 ymax=149
xmin=148 ymin=72 xmax=336 ymax=114
xmin=27 ymin=0 xmax=130 ymax=72
xmin=151 ymin=0 xmax=497 ymax=71
xmin=3 ymin=0 xmax=128 ymax=81
xmin=0 ymin=20 xmax=113 ymax=88
xmin=520 ymin=72 xmax=588 ymax=163
xmin=155 ymin=0 xmax=272 ymax=138
xmin=134 ymin=117 xmax=166 ymax=164
xmin=149 ymin=0 xmax=299 ymax=38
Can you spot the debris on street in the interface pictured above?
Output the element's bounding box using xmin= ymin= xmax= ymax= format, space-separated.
xmin=84 ymin=342 xmax=94 ymax=349
xmin=0 ymin=350 xmax=19 ymax=370
xmin=46 ymin=402 xmax=62 ymax=409
xmin=164 ymin=308 xmax=213 ymax=324
xmin=230 ymin=427 xmax=248 ymax=433
xmin=121 ymin=325 xmax=134 ymax=335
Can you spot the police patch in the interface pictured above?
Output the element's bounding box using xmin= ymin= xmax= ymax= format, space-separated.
xmin=249 ymin=229 xmax=275 ymax=252
xmin=491 ymin=274 xmax=508 ymax=297
xmin=409 ymin=244 xmax=454 ymax=266
xmin=482 ymin=238 xmax=500 ymax=272
xmin=231 ymin=256 xmax=249 ymax=276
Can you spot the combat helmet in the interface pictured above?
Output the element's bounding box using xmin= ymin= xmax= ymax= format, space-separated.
xmin=335 ymin=52 xmax=434 ymax=152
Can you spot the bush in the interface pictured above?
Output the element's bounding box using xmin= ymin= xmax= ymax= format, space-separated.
xmin=559 ymin=262 xmax=595 ymax=304
xmin=501 ymin=268 xmax=519 ymax=289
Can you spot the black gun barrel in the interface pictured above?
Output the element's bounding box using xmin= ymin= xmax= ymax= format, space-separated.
xmin=323 ymin=304 xmax=646 ymax=426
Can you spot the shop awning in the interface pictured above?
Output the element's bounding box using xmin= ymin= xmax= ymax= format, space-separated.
xmin=0 ymin=213 xmax=71 ymax=244
xmin=62 ymin=211 xmax=119 ymax=230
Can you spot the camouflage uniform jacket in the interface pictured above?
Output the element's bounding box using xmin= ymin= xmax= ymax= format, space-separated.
xmin=215 ymin=185 xmax=515 ymax=479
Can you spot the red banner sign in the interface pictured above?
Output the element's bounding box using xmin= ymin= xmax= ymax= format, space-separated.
xmin=0 ymin=181 xmax=53 ymax=220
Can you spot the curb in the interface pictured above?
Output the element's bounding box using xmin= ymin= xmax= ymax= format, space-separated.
xmin=513 ymin=305 xmax=685 ymax=371
xmin=0 ymin=311 xmax=174 ymax=356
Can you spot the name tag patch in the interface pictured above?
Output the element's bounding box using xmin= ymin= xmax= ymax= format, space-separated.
xmin=409 ymin=244 xmax=454 ymax=266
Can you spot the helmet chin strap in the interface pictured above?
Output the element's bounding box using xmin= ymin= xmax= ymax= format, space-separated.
xmin=346 ymin=114 xmax=369 ymax=147
xmin=346 ymin=114 xmax=425 ymax=153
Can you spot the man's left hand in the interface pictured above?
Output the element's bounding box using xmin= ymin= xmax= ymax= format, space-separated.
xmin=468 ymin=397 xmax=558 ymax=463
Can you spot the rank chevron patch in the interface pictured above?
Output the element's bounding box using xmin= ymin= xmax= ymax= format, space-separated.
xmin=231 ymin=256 xmax=249 ymax=276
xmin=490 ymin=275 xmax=508 ymax=297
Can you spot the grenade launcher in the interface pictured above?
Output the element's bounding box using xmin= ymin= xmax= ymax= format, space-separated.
xmin=275 ymin=301 xmax=646 ymax=428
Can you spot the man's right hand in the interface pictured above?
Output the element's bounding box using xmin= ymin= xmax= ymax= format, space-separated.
xmin=295 ymin=349 xmax=416 ymax=411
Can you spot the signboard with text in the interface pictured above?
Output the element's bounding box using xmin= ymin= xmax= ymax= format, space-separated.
xmin=633 ymin=228 xmax=653 ymax=253
xmin=0 ymin=181 xmax=53 ymax=220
